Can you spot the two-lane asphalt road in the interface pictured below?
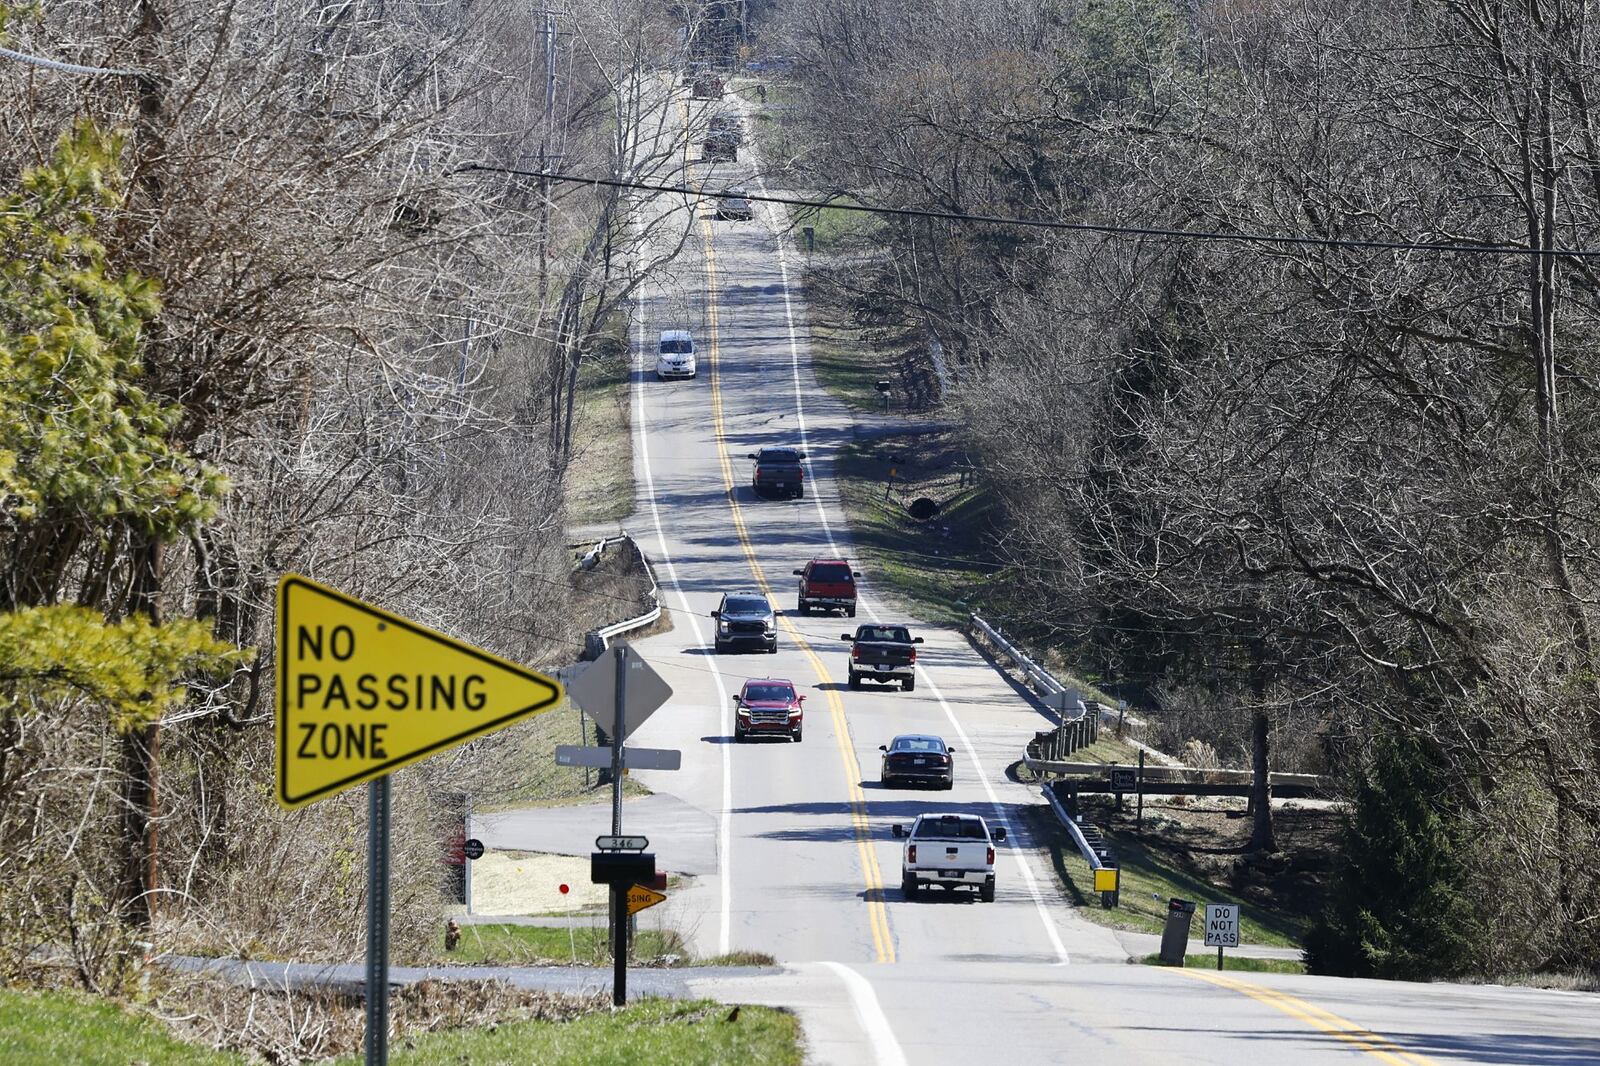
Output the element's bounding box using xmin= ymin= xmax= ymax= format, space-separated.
xmin=502 ymin=79 xmax=1600 ymax=1066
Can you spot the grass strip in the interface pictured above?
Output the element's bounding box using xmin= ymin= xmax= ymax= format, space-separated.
xmin=328 ymin=998 xmax=802 ymax=1066
xmin=0 ymin=988 xmax=248 ymax=1066
xmin=1036 ymin=810 xmax=1306 ymax=949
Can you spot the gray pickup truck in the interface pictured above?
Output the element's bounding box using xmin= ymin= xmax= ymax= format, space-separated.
xmin=842 ymin=624 xmax=923 ymax=691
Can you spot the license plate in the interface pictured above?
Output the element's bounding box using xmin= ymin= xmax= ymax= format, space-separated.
xmin=940 ymin=869 xmax=961 ymax=878
xmin=775 ymin=482 xmax=787 ymax=489
xmin=912 ymin=758 xmax=925 ymax=766
xmin=876 ymin=663 xmax=891 ymax=671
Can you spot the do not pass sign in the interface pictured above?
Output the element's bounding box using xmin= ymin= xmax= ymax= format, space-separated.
xmin=1204 ymin=903 xmax=1241 ymax=948
xmin=275 ymin=575 xmax=563 ymax=809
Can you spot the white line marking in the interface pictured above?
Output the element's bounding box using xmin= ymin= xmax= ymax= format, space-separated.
xmin=635 ymin=307 xmax=735 ymax=957
xmin=752 ymin=170 xmax=1072 ymax=966
xmin=820 ymin=962 xmax=909 ymax=1066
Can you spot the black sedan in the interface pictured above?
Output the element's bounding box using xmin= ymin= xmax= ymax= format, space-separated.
xmin=879 ymin=734 xmax=955 ymax=789
xmin=716 ymin=187 xmax=755 ymax=221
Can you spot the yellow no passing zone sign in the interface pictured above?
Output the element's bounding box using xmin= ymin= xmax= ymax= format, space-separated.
xmin=626 ymin=885 xmax=667 ymax=915
xmin=275 ymin=574 xmax=563 ymax=809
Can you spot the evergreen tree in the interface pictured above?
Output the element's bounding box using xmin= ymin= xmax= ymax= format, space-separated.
xmin=1305 ymin=734 xmax=1479 ymax=980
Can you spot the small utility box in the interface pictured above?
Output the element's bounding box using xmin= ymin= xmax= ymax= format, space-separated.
xmin=1159 ymin=898 xmax=1197 ymax=965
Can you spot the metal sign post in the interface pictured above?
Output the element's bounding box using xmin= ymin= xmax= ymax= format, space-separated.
xmin=364 ymin=776 xmax=392 ymax=1065
xmin=611 ymin=643 xmax=628 ymax=1006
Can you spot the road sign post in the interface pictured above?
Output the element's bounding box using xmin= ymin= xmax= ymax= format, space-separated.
xmin=364 ymin=777 xmax=391 ymax=1066
xmin=1204 ymin=903 xmax=1241 ymax=970
xmin=611 ymin=643 xmax=627 ymax=1005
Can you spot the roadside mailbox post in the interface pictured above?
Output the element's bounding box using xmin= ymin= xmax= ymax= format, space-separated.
xmin=1204 ymin=903 xmax=1241 ymax=970
xmin=590 ymin=845 xmax=656 ymax=1006
xmin=274 ymin=575 xmax=563 ymax=1065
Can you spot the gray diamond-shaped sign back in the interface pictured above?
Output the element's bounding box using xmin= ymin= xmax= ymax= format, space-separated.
xmin=564 ymin=644 xmax=673 ymax=740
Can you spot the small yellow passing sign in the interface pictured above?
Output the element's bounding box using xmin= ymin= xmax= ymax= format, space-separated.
xmin=626 ymin=885 xmax=667 ymax=915
xmin=276 ymin=575 xmax=563 ymax=809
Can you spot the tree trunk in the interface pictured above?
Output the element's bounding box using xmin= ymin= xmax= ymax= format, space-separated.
xmin=1247 ymin=708 xmax=1276 ymax=852
xmin=118 ymin=535 xmax=165 ymax=930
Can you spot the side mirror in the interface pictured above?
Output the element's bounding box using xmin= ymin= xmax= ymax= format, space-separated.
xmin=730 ymin=694 xmax=740 ymax=702
xmin=852 ymin=570 xmax=862 ymax=577
xmin=947 ymin=748 xmax=957 ymax=754
xmin=878 ymin=745 xmax=888 ymax=751
xmin=891 ymin=824 xmax=904 ymax=838
xmin=711 ymin=610 xmax=721 ymax=619
xmin=841 ymin=633 xmax=853 ymax=641
xmin=913 ymin=637 xmax=924 ymax=644
xmin=747 ymin=452 xmax=758 ymax=459
xmin=993 ymin=827 xmax=1007 ymax=842
xmin=798 ymin=695 xmax=807 ymax=703
xmin=792 ymin=569 xmax=804 ymax=576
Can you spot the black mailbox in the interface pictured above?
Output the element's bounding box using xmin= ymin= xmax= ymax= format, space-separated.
xmin=590 ymin=851 xmax=655 ymax=887
xmin=874 ymin=380 xmax=892 ymax=393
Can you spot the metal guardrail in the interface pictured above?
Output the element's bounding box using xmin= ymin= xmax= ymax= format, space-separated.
xmin=968 ymin=611 xmax=1086 ymax=718
xmin=582 ymin=533 xmax=661 ymax=650
xmin=1042 ymin=780 xmax=1108 ymax=872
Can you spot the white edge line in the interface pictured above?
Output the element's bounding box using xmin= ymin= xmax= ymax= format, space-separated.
xmin=820 ymin=961 xmax=909 ymax=1066
xmin=754 ymin=168 xmax=1072 ymax=967
xmin=635 ymin=303 xmax=735 ymax=957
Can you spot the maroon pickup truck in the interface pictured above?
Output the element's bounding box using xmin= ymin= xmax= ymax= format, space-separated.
xmin=795 ymin=558 xmax=860 ymax=617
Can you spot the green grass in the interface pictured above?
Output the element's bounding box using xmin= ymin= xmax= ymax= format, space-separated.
xmin=417 ymin=923 xmax=687 ymax=967
xmin=327 ymin=998 xmax=802 ymax=1066
xmin=1039 ymin=812 xmax=1306 ymax=949
xmin=833 ymin=434 xmax=1001 ymax=623
xmin=0 ymin=988 xmax=248 ymax=1066
xmin=788 ymin=197 xmax=878 ymax=254
xmin=565 ymin=334 xmax=634 ymax=528
xmin=1059 ymin=735 xmax=1145 ymax=766
xmin=809 ymin=314 xmax=897 ymax=413
xmin=1142 ymin=953 xmax=1307 ymax=974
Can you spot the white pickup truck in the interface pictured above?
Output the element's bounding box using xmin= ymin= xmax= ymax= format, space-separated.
xmin=892 ymin=813 xmax=1006 ymax=902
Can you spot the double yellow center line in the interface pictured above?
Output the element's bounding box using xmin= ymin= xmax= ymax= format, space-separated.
xmin=682 ymin=106 xmax=894 ymax=962
xmin=1178 ymin=968 xmax=1440 ymax=1065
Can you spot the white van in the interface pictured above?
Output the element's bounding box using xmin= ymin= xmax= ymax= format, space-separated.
xmin=656 ymin=329 xmax=697 ymax=379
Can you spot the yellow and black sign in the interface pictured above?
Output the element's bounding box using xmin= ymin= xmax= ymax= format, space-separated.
xmin=276 ymin=575 xmax=563 ymax=809
xmin=1094 ymin=867 xmax=1120 ymax=893
xmin=626 ymin=885 xmax=667 ymax=915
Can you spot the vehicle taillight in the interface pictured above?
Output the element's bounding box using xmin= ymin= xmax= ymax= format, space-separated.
xmin=908 ymin=648 xmax=917 ymax=664
xmin=908 ymin=845 xmax=917 ymax=863
xmin=987 ymin=846 xmax=995 ymax=865
xmin=852 ymin=645 xmax=861 ymax=661
xmin=755 ymin=466 xmax=764 ymax=478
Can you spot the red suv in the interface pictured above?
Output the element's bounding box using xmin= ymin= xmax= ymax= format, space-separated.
xmin=733 ymin=678 xmax=805 ymax=742
xmin=795 ymin=558 xmax=860 ymax=617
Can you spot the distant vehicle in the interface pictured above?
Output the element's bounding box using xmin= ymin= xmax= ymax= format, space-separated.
xmin=692 ymin=73 xmax=724 ymax=99
xmin=749 ymin=447 xmax=805 ymax=498
xmin=893 ymin=813 xmax=1004 ymax=901
xmin=879 ymin=734 xmax=954 ymax=789
xmin=716 ymin=188 xmax=754 ymax=221
xmin=702 ymin=131 xmax=738 ymax=162
xmin=709 ymin=111 xmax=744 ymax=146
xmin=733 ymin=677 xmax=805 ymax=742
xmin=656 ymin=329 xmax=696 ymax=379
xmin=746 ymin=55 xmax=796 ymax=74
xmin=843 ymin=623 xmax=922 ymax=690
xmin=712 ymin=591 xmax=777 ymax=654
xmin=795 ymin=557 xmax=858 ymax=616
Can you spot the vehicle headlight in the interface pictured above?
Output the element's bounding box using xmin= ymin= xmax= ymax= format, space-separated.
xmin=736 ymin=707 xmax=749 ymax=717
xmin=718 ymin=621 xmax=730 ymax=632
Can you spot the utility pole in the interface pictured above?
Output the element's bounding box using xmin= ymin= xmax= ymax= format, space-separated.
xmin=536 ymin=8 xmax=557 ymax=315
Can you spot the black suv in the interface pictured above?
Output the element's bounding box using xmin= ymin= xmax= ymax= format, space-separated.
xmin=712 ymin=591 xmax=777 ymax=654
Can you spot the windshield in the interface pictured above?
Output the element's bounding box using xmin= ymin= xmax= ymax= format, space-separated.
xmin=758 ymin=448 xmax=801 ymax=463
xmin=724 ymin=596 xmax=768 ymax=615
xmin=809 ymin=564 xmax=853 ymax=582
xmin=859 ymin=626 xmax=910 ymax=643
xmin=891 ymin=737 xmax=943 ymax=753
xmin=743 ymin=683 xmax=794 ymax=702
xmin=913 ymin=817 xmax=987 ymax=841
xmin=660 ymin=338 xmax=693 ymax=354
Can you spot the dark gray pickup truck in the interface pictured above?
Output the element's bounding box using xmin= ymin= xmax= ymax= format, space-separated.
xmin=842 ymin=624 xmax=923 ymax=691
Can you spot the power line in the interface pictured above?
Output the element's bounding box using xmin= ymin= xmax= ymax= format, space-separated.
xmin=454 ymin=163 xmax=1600 ymax=259
xmin=0 ymin=44 xmax=143 ymax=77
